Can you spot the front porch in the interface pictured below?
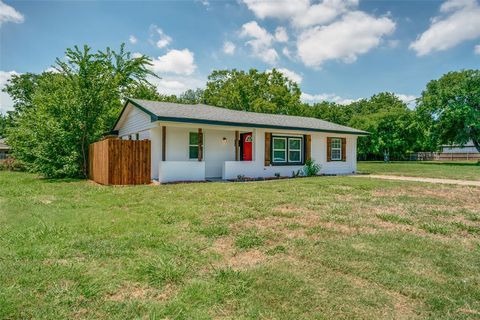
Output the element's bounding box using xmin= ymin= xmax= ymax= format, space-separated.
xmin=150 ymin=122 xmax=265 ymax=183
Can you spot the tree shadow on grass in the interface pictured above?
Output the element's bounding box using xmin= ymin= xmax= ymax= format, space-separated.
xmin=41 ymin=177 xmax=85 ymax=184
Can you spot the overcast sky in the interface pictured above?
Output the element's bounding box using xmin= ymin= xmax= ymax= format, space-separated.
xmin=1 ymin=0 xmax=480 ymax=113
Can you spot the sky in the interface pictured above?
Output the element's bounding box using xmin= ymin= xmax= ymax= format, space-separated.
xmin=1 ymin=0 xmax=479 ymax=114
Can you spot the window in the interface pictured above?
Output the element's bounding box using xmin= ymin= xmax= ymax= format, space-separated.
xmin=272 ymin=136 xmax=303 ymax=165
xmin=288 ymin=138 xmax=302 ymax=163
xmin=189 ymin=132 xmax=199 ymax=159
xmin=331 ymin=138 xmax=342 ymax=160
xmin=272 ymin=137 xmax=287 ymax=162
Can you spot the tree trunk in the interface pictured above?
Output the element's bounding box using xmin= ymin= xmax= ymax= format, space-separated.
xmin=472 ymin=138 xmax=480 ymax=153
xmin=81 ymin=134 xmax=88 ymax=179
xmin=471 ymin=127 xmax=480 ymax=153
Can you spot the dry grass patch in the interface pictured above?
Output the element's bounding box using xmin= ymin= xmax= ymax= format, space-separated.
xmin=106 ymin=282 xmax=176 ymax=302
xmin=211 ymin=237 xmax=268 ymax=270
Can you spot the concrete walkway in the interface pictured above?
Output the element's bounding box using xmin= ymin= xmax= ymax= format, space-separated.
xmin=353 ymin=174 xmax=480 ymax=187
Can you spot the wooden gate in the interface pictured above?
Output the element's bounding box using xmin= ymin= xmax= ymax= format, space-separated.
xmin=89 ymin=139 xmax=151 ymax=185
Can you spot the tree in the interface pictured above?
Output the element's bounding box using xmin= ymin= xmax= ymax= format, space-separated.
xmin=308 ymin=101 xmax=352 ymax=126
xmin=417 ymin=70 xmax=480 ymax=152
xmin=203 ymin=69 xmax=303 ymax=115
xmin=346 ymin=93 xmax=423 ymax=161
xmin=0 ymin=114 xmax=6 ymax=137
xmin=2 ymin=73 xmax=42 ymax=116
xmin=178 ymin=89 xmax=204 ymax=104
xmin=7 ymin=44 xmax=157 ymax=178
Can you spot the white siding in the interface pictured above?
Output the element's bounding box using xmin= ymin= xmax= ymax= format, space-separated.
xmin=222 ymin=128 xmax=357 ymax=179
xmin=204 ymin=130 xmax=235 ymax=178
xmin=117 ymin=106 xmax=151 ymax=138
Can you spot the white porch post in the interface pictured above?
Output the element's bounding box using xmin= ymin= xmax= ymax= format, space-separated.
xmin=150 ymin=126 xmax=161 ymax=180
xmin=254 ymin=128 xmax=264 ymax=164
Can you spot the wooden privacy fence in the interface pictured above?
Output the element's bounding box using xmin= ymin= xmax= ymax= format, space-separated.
xmin=89 ymin=139 xmax=151 ymax=185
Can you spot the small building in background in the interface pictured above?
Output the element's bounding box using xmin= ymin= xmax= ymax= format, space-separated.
xmin=437 ymin=140 xmax=479 ymax=161
xmin=0 ymin=138 xmax=10 ymax=160
xmin=441 ymin=141 xmax=479 ymax=154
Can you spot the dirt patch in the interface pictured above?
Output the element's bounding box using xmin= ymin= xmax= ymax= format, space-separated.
xmin=211 ymin=237 xmax=268 ymax=270
xmin=457 ymin=306 xmax=480 ymax=316
xmin=273 ymin=205 xmax=307 ymax=215
xmin=315 ymin=221 xmax=377 ymax=235
xmin=228 ymin=250 xmax=266 ymax=269
xmin=212 ymin=237 xmax=235 ymax=256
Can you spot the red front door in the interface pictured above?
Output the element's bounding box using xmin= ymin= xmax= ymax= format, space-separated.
xmin=242 ymin=132 xmax=253 ymax=161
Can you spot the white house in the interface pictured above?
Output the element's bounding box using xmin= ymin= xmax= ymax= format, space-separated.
xmin=112 ymin=98 xmax=368 ymax=183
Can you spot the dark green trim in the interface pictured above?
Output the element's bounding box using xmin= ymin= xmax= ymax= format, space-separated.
xmin=128 ymin=99 xmax=160 ymax=121
xmin=116 ymin=98 xmax=369 ymax=136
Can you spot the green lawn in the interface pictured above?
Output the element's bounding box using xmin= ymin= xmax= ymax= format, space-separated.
xmin=1 ymin=171 xmax=479 ymax=319
xmin=358 ymin=161 xmax=480 ymax=181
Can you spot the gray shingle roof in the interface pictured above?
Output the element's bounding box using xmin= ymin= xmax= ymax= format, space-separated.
xmin=126 ymin=98 xmax=368 ymax=135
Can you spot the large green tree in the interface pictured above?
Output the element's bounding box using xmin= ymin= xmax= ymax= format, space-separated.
xmin=417 ymin=69 xmax=480 ymax=152
xmin=203 ymin=69 xmax=304 ymax=115
xmin=349 ymin=93 xmax=423 ymax=161
xmin=6 ymin=44 xmax=157 ymax=178
xmin=306 ymin=93 xmax=425 ymax=160
xmin=308 ymin=101 xmax=352 ymax=126
xmin=0 ymin=114 xmax=7 ymax=137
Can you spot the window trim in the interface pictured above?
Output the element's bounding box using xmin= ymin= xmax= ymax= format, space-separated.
xmin=189 ymin=132 xmax=199 ymax=160
xmin=288 ymin=137 xmax=302 ymax=163
xmin=272 ymin=137 xmax=287 ymax=163
xmin=330 ymin=137 xmax=342 ymax=161
xmin=271 ymin=135 xmax=304 ymax=166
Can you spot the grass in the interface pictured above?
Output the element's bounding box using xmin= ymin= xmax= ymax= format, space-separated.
xmin=358 ymin=161 xmax=480 ymax=181
xmin=1 ymin=171 xmax=480 ymax=319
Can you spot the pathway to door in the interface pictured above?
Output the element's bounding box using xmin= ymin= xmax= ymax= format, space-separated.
xmin=352 ymin=174 xmax=480 ymax=187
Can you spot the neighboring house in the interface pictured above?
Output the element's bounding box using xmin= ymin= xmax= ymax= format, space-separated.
xmin=0 ymin=138 xmax=10 ymax=160
xmin=113 ymin=98 xmax=368 ymax=183
xmin=441 ymin=141 xmax=479 ymax=154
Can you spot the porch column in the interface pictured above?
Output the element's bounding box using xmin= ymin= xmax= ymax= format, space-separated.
xmin=150 ymin=126 xmax=162 ymax=180
xmin=161 ymin=126 xmax=166 ymax=161
xmin=198 ymin=128 xmax=203 ymax=161
xmin=235 ymin=130 xmax=240 ymax=161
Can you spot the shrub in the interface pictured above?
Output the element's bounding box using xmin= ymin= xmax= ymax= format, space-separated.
xmin=0 ymin=158 xmax=25 ymax=171
xmin=303 ymin=159 xmax=321 ymax=177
